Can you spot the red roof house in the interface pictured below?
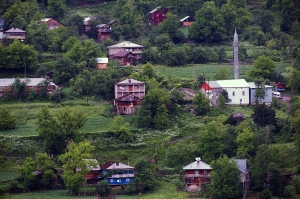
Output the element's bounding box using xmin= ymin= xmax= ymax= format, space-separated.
xmin=270 ymin=82 xmax=286 ymax=91
xmin=148 ymin=7 xmax=168 ymax=26
xmin=41 ymin=18 xmax=63 ymax=30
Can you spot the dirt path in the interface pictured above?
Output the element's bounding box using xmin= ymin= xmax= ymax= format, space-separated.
xmin=281 ymin=93 xmax=293 ymax=106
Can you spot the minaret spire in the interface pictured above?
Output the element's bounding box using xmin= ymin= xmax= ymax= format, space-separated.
xmin=233 ymin=28 xmax=239 ymax=79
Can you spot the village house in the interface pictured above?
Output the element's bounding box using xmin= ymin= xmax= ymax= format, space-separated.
xmin=233 ymin=159 xmax=251 ymax=193
xmin=83 ymin=16 xmax=95 ymax=32
xmin=41 ymin=18 xmax=63 ymax=30
xmin=148 ymin=7 xmax=168 ymax=26
xmin=108 ymin=41 xmax=143 ymax=66
xmin=180 ymin=16 xmax=195 ymax=27
xmin=114 ymin=78 xmax=145 ymax=115
xmin=100 ymin=161 xmax=134 ymax=187
xmin=96 ymin=24 xmax=111 ymax=41
xmin=5 ymin=27 xmax=26 ymax=40
xmin=183 ymin=157 xmax=212 ymax=192
xmin=200 ymin=79 xmax=250 ymax=106
xmin=270 ymin=81 xmax=286 ymax=91
xmin=248 ymin=82 xmax=273 ymax=104
xmin=84 ymin=159 xmax=101 ymax=184
xmin=95 ymin=58 xmax=108 ymax=70
xmin=0 ymin=78 xmax=58 ymax=97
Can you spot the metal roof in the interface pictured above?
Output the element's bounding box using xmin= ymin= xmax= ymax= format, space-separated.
xmin=206 ymin=81 xmax=221 ymax=88
xmin=216 ymin=79 xmax=249 ymax=88
xmin=108 ymin=41 xmax=143 ymax=48
xmin=106 ymin=162 xmax=134 ymax=170
xmin=116 ymin=78 xmax=144 ymax=84
xmin=114 ymin=51 xmax=129 ymax=57
xmin=232 ymin=159 xmax=248 ymax=173
xmin=96 ymin=58 xmax=108 ymax=63
xmin=183 ymin=160 xmax=212 ymax=170
xmin=149 ymin=6 xmax=160 ymax=13
xmin=41 ymin=18 xmax=52 ymax=22
xmin=180 ymin=16 xmax=190 ymax=22
xmin=5 ymin=28 xmax=26 ymax=33
xmin=0 ymin=78 xmax=56 ymax=87
xmin=248 ymin=82 xmax=273 ymax=89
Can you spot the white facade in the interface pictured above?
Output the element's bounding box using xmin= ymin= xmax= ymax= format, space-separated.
xmin=248 ymin=82 xmax=273 ymax=104
xmin=217 ymin=79 xmax=250 ymax=105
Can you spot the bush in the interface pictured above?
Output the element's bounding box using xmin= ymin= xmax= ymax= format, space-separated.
xmin=260 ymin=188 xmax=271 ymax=199
xmin=95 ymin=181 xmax=111 ymax=197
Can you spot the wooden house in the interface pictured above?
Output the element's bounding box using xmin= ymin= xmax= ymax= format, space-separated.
xmin=100 ymin=161 xmax=134 ymax=187
xmin=96 ymin=58 xmax=108 ymax=70
xmin=270 ymin=82 xmax=286 ymax=91
xmin=96 ymin=24 xmax=111 ymax=41
xmin=5 ymin=28 xmax=26 ymax=40
xmin=148 ymin=7 xmax=168 ymax=26
xmin=41 ymin=18 xmax=63 ymax=30
xmin=248 ymin=82 xmax=273 ymax=104
xmin=180 ymin=16 xmax=195 ymax=27
xmin=114 ymin=78 xmax=145 ymax=115
xmin=84 ymin=159 xmax=102 ymax=184
xmin=233 ymin=159 xmax=250 ymax=193
xmin=108 ymin=41 xmax=143 ymax=66
xmin=0 ymin=78 xmax=58 ymax=97
xmin=183 ymin=157 xmax=212 ymax=192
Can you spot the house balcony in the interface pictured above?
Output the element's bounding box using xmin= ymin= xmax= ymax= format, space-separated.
xmin=107 ymin=174 xmax=134 ymax=178
xmin=184 ymin=174 xmax=210 ymax=178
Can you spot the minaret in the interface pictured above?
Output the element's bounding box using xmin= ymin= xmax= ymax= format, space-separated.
xmin=233 ymin=28 xmax=239 ymax=79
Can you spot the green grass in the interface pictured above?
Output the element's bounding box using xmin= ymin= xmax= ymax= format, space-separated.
xmin=154 ymin=64 xmax=253 ymax=81
xmin=0 ymin=172 xmax=21 ymax=183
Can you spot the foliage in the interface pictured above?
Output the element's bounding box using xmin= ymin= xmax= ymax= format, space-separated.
xmin=217 ymin=94 xmax=227 ymax=109
xmin=254 ymin=78 xmax=266 ymax=103
xmin=161 ymin=47 xmax=188 ymax=67
xmin=209 ymin=155 xmax=241 ymax=199
xmin=109 ymin=115 xmax=132 ymax=142
xmin=287 ymin=69 xmax=300 ymax=93
xmin=59 ymin=141 xmax=95 ymax=194
xmin=267 ymin=163 xmax=283 ymax=196
xmin=47 ymin=0 xmax=66 ymax=21
xmin=0 ymin=108 xmax=16 ymax=130
xmin=95 ymin=181 xmax=111 ymax=197
xmin=198 ymin=121 xmax=225 ymax=162
xmin=248 ymin=55 xmax=275 ymax=80
xmin=214 ymin=67 xmax=230 ymax=80
xmin=252 ymin=103 xmax=276 ymax=127
xmin=134 ymin=158 xmax=156 ymax=192
xmin=158 ymin=12 xmax=182 ymax=43
xmin=235 ymin=128 xmax=254 ymax=158
xmin=193 ymin=92 xmax=210 ymax=116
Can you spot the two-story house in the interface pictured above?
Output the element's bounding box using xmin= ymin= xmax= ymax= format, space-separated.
xmin=5 ymin=28 xmax=26 ymax=40
xmin=108 ymin=41 xmax=143 ymax=66
xmin=100 ymin=161 xmax=134 ymax=187
xmin=183 ymin=157 xmax=212 ymax=192
xmin=114 ymin=78 xmax=145 ymax=115
xmin=96 ymin=24 xmax=111 ymax=41
xmin=148 ymin=7 xmax=168 ymax=26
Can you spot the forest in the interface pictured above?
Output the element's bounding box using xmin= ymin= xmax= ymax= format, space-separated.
xmin=1 ymin=0 xmax=300 ymax=198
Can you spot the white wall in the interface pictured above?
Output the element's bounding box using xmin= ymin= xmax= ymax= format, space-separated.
xmin=224 ymin=87 xmax=249 ymax=105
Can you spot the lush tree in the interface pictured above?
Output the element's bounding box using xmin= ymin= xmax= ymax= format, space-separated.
xmin=65 ymin=14 xmax=84 ymax=35
xmin=136 ymin=88 xmax=171 ymax=129
xmin=210 ymin=155 xmax=241 ymax=199
xmin=37 ymin=107 xmax=65 ymax=155
xmin=220 ymin=3 xmax=238 ymax=39
xmin=291 ymin=19 xmax=300 ymax=40
xmin=56 ymin=107 xmax=87 ymax=142
xmin=235 ymin=128 xmax=254 ymax=158
xmin=59 ymin=141 xmax=95 ymax=194
xmin=248 ymin=55 xmax=275 ymax=80
xmin=267 ymin=163 xmax=283 ymax=196
xmin=198 ymin=121 xmax=225 ymax=162
xmin=47 ymin=0 xmax=66 ymax=21
xmin=142 ymin=62 xmax=156 ymax=79
xmin=193 ymin=92 xmax=210 ymax=116
xmin=154 ymin=34 xmax=174 ymax=52
xmin=214 ymin=67 xmax=230 ymax=80
xmin=26 ymin=22 xmax=51 ymax=51
xmin=153 ymin=104 xmax=170 ymax=130
xmin=49 ymin=26 xmax=74 ymax=53
xmin=0 ymin=108 xmax=16 ymax=130
xmin=22 ymin=157 xmax=38 ymax=191
xmin=134 ymin=158 xmax=156 ymax=192
xmin=217 ymin=47 xmax=227 ymax=63
xmin=289 ymin=110 xmax=300 ymax=152
xmin=9 ymin=77 xmax=27 ymax=100
xmin=189 ymin=47 xmax=209 ymax=64
xmin=189 ymin=1 xmax=226 ymax=44
xmin=256 ymin=10 xmax=274 ymax=33
xmin=96 ymin=181 xmax=112 ymax=197
xmin=218 ymin=94 xmax=227 ymax=109
xmin=158 ymin=12 xmax=182 ymax=43
xmin=35 ymin=153 xmax=57 ymax=190
xmin=254 ymin=78 xmax=266 ymax=103
xmin=109 ymin=115 xmax=132 ymax=142
xmin=69 ymin=69 xmax=92 ymax=96
xmin=52 ymin=57 xmax=78 ymax=84
xmin=162 ymin=47 xmax=188 ymax=66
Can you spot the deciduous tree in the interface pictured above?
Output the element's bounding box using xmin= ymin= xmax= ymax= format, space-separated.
xmin=193 ymin=92 xmax=210 ymax=116
xmin=0 ymin=108 xmax=16 ymax=130
xmin=134 ymin=158 xmax=156 ymax=192
xmin=109 ymin=115 xmax=132 ymax=142
xmin=248 ymin=55 xmax=275 ymax=80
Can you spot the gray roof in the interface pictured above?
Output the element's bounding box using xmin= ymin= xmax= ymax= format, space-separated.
xmin=248 ymin=82 xmax=273 ymax=89
xmin=96 ymin=58 xmax=108 ymax=64
xmin=116 ymin=78 xmax=144 ymax=85
xmin=149 ymin=6 xmax=160 ymax=13
xmin=183 ymin=160 xmax=212 ymax=170
xmin=233 ymin=159 xmax=248 ymax=173
xmin=108 ymin=41 xmax=143 ymax=48
xmin=106 ymin=162 xmax=134 ymax=170
xmin=216 ymin=79 xmax=249 ymax=88
xmin=206 ymin=81 xmax=221 ymax=88
xmin=5 ymin=28 xmax=26 ymax=33
xmin=180 ymin=16 xmax=190 ymax=22
xmin=0 ymin=78 xmax=57 ymax=87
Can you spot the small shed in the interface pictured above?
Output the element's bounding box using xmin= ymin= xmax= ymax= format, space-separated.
xmin=232 ymin=113 xmax=244 ymax=122
xmin=96 ymin=58 xmax=108 ymax=70
xmin=180 ymin=16 xmax=195 ymax=27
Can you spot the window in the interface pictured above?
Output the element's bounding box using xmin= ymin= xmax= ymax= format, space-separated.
xmin=126 ymin=178 xmax=130 ymax=182
xmin=229 ymin=99 xmax=232 ymax=102
xmin=123 ymin=107 xmax=126 ymax=112
xmin=110 ymin=179 xmax=113 ymax=182
xmin=117 ymin=179 xmax=121 ymax=182
xmin=204 ymin=170 xmax=207 ymax=174
xmin=266 ymin=94 xmax=268 ymax=97
xmin=242 ymin=91 xmax=245 ymax=96
xmin=216 ymin=92 xmax=218 ymax=96
xmin=232 ymin=91 xmax=235 ymax=96
xmin=195 ymin=170 xmax=199 ymax=174
xmin=240 ymin=99 xmax=242 ymax=103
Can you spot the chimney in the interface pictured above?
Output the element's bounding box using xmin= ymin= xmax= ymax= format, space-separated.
xmin=116 ymin=162 xmax=119 ymax=166
xmin=195 ymin=157 xmax=201 ymax=165
xmin=128 ymin=79 xmax=131 ymax=83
